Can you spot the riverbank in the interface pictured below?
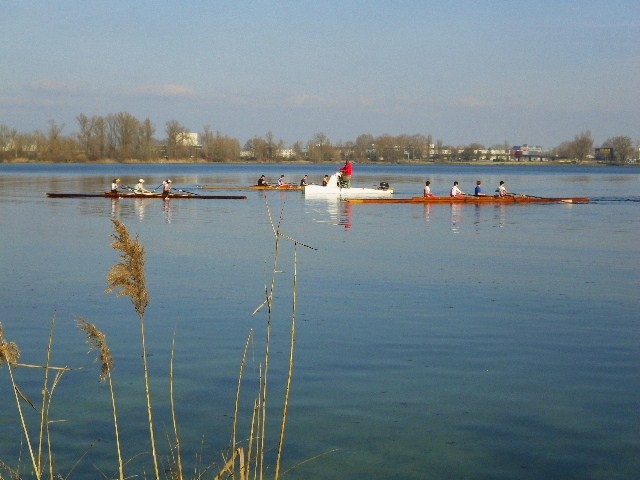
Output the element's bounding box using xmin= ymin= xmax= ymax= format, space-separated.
xmin=1 ymin=157 xmax=625 ymax=167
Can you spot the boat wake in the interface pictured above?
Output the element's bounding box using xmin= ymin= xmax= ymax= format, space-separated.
xmin=589 ymin=196 xmax=640 ymax=203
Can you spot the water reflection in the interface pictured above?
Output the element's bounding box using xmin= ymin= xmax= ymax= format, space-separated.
xmin=474 ymin=204 xmax=482 ymax=232
xmin=495 ymin=204 xmax=507 ymax=228
xmin=450 ymin=204 xmax=462 ymax=233
xmin=422 ymin=203 xmax=432 ymax=227
xmin=163 ymin=198 xmax=172 ymax=223
xmin=305 ymin=198 xmax=352 ymax=228
xmin=340 ymin=201 xmax=352 ymax=229
xmin=134 ymin=198 xmax=147 ymax=221
xmin=110 ymin=198 xmax=120 ymax=219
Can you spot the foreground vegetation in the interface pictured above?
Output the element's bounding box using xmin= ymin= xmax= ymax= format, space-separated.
xmin=1 ymin=114 xmax=638 ymax=164
xmin=0 ymin=211 xmax=314 ymax=479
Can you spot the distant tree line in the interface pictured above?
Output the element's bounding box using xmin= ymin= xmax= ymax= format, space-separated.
xmin=0 ymin=114 xmax=637 ymax=164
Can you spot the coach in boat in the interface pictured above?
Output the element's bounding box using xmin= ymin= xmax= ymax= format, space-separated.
xmin=339 ymin=160 xmax=353 ymax=187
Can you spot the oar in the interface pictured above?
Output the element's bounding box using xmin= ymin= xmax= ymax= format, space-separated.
xmin=173 ymin=187 xmax=200 ymax=196
xmin=510 ymin=192 xmax=543 ymax=199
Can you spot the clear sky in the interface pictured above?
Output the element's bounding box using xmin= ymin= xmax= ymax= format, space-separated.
xmin=1 ymin=0 xmax=639 ymax=148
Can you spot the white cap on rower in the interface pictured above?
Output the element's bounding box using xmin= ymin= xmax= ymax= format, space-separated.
xmin=139 ymin=179 xmax=144 ymax=183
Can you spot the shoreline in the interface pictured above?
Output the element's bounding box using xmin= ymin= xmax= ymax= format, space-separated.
xmin=1 ymin=158 xmax=630 ymax=167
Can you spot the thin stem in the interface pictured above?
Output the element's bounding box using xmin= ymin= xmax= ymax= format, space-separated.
xmin=275 ymin=242 xmax=297 ymax=479
xmin=108 ymin=372 xmax=124 ymax=480
xmin=8 ymin=365 xmax=41 ymax=480
xmin=139 ymin=314 xmax=159 ymax=479
xmin=169 ymin=333 xmax=182 ymax=480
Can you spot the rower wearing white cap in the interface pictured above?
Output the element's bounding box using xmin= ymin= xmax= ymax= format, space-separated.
xmin=134 ymin=178 xmax=151 ymax=193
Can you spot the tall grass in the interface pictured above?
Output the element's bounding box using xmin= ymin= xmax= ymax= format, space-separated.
xmin=1 ymin=212 xmax=313 ymax=479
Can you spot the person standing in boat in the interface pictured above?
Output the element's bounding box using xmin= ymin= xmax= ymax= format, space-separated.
xmin=423 ymin=180 xmax=435 ymax=197
xmin=450 ymin=181 xmax=465 ymax=197
xmin=257 ymin=175 xmax=269 ymax=186
xmin=498 ymin=180 xmax=510 ymax=197
xmin=135 ymin=178 xmax=151 ymax=193
xmin=111 ymin=178 xmax=121 ymax=193
xmin=300 ymin=175 xmax=310 ymax=186
xmin=162 ymin=179 xmax=172 ymax=198
xmin=474 ymin=180 xmax=486 ymax=196
xmin=339 ymin=160 xmax=353 ymax=187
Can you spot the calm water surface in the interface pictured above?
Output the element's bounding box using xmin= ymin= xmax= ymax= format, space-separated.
xmin=0 ymin=163 xmax=638 ymax=479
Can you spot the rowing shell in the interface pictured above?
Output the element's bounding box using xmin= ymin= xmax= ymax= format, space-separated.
xmin=198 ymin=184 xmax=302 ymax=191
xmin=46 ymin=192 xmax=247 ymax=200
xmin=345 ymin=195 xmax=589 ymax=204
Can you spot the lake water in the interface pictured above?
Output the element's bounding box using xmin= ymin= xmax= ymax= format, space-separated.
xmin=0 ymin=163 xmax=638 ymax=479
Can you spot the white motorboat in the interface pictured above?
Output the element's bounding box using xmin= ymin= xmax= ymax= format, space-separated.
xmin=303 ymin=172 xmax=393 ymax=199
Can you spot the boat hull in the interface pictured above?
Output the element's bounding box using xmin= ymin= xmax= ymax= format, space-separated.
xmin=304 ymin=186 xmax=394 ymax=199
xmin=303 ymin=172 xmax=393 ymax=198
xmin=346 ymin=195 xmax=589 ymax=204
xmin=198 ymin=185 xmax=302 ymax=191
xmin=46 ymin=192 xmax=247 ymax=199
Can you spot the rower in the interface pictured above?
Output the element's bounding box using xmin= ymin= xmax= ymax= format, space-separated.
xmin=498 ymin=180 xmax=510 ymax=197
xmin=134 ymin=178 xmax=151 ymax=193
xmin=450 ymin=181 xmax=465 ymax=197
xmin=111 ymin=178 xmax=121 ymax=193
xmin=423 ymin=180 xmax=435 ymax=197
xmin=162 ymin=179 xmax=172 ymax=198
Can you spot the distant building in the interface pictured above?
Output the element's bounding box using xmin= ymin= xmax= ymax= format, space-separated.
xmin=177 ymin=132 xmax=200 ymax=147
xmin=594 ymin=147 xmax=614 ymax=162
xmin=512 ymin=144 xmax=544 ymax=161
xmin=277 ymin=148 xmax=295 ymax=159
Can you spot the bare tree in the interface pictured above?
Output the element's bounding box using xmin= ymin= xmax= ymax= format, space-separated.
xmin=572 ymin=130 xmax=594 ymax=162
xmin=602 ymin=136 xmax=634 ymax=164
xmin=165 ymin=120 xmax=185 ymax=159
xmin=138 ymin=118 xmax=155 ymax=160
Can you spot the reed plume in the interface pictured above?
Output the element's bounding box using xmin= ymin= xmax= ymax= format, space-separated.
xmin=106 ymin=219 xmax=149 ymax=317
xmin=76 ymin=316 xmax=124 ymax=480
xmin=0 ymin=323 xmax=40 ymax=480
xmin=105 ymin=219 xmax=159 ymax=480
xmin=0 ymin=323 xmax=20 ymax=366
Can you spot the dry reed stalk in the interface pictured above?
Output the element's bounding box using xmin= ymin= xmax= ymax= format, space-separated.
xmin=252 ymin=200 xmax=315 ymax=480
xmin=169 ymin=333 xmax=183 ymax=480
xmin=257 ymin=203 xmax=289 ymax=480
xmin=106 ymin=219 xmax=159 ymax=479
xmin=274 ymin=243 xmax=297 ymax=479
xmin=76 ymin=316 xmax=124 ymax=480
xmin=38 ymin=316 xmax=55 ymax=476
xmin=0 ymin=324 xmax=41 ymax=480
xmin=43 ymin=368 xmax=65 ymax=479
xmin=231 ymin=329 xmax=254 ymax=478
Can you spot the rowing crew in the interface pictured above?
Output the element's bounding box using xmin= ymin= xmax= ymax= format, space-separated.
xmin=257 ymin=174 xmax=330 ymax=187
xmin=111 ymin=178 xmax=173 ymax=196
xmin=424 ymin=180 xmax=511 ymax=198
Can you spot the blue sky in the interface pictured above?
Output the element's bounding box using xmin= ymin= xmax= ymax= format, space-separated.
xmin=1 ymin=0 xmax=639 ymax=148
